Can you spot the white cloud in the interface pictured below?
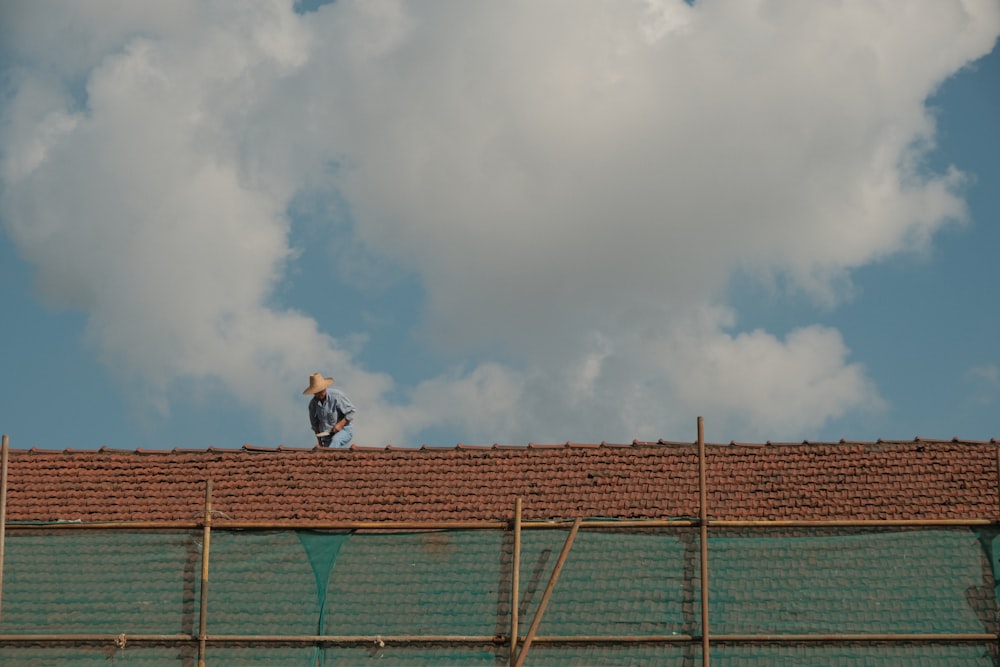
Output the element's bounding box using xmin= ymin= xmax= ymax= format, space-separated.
xmin=1 ymin=0 xmax=998 ymax=446
xmin=968 ymin=364 xmax=1000 ymax=386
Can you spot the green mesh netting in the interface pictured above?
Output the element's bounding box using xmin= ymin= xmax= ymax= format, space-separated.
xmin=707 ymin=528 xmax=990 ymax=635
xmin=0 ymin=526 xmax=997 ymax=666
xmin=1 ymin=531 xmax=198 ymax=635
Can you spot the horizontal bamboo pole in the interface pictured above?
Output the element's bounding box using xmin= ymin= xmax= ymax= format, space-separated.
xmin=710 ymin=519 xmax=996 ymax=528
xmin=206 ymin=634 xmax=506 ymax=643
xmin=6 ymin=517 xmax=995 ymax=531
xmin=4 ymin=521 xmax=202 ymax=530
xmin=2 ymin=520 xmax=507 ymax=531
xmin=707 ymin=633 xmax=999 ymax=643
xmin=2 ymin=632 xmax=994 ymax=644
xmin=0 ymin=633 xmax=501 ymax=643
xmin=525 ymin=633 xmax=1000 ymax=643
xmin=526 ymin=634 xmax=695 ymax=643
xmin=220 ymin=520 xmax=510 ymax=530
xmin=0 ymin=634 xmax=194 ymax=642
xmin=2 ymin=519 xmax=687 ymax=531
xmin=1 ymin=519 xmax=689 ymax=531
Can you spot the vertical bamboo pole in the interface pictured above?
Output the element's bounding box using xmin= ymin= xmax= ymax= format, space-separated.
xmin=197 ymin=480 xmax=213 ymax=667
xmin=510 ymin=497 xmax=522 ymax=666
xmin=0 ymin=435 xmax=8 ymax=620
xmin=698 ymin=417 xmax=710 ymax=667
xmin=513 ymin=517 xmax=582 ymax=667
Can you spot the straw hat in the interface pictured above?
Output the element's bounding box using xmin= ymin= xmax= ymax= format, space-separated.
xmin=303 ymin=373 xmax=334 ymax=395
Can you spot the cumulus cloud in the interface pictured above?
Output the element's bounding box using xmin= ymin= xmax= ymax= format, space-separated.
xmin=1 ymin=0 xmax=997 ymax=446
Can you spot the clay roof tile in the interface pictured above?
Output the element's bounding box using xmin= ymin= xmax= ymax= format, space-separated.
xmin=3 ymin=441 xmax=998 ymax=524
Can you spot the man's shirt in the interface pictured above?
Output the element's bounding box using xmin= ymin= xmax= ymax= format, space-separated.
xmin=309 ymin=389 xmax=356 ymax=434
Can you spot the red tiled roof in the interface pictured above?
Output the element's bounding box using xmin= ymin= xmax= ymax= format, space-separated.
xmin=4 ymin=440 xmax=998 ymax=524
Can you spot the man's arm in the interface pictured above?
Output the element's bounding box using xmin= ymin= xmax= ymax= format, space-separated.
xmin=308 ymin=400 xmax=323 ymax=434
xmin=333 ymin=392 xmax=356 ymax=433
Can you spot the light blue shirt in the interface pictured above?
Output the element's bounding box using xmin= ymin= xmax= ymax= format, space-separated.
xmin=308 ymin=388 xmax=356 ymax=434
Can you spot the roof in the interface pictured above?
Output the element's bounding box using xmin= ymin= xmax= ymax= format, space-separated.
xmin=6 ymin=439 xmax=999 ymax=524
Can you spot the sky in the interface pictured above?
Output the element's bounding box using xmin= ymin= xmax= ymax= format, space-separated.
xmin=0 ymin=0 xmax=997 ymax=451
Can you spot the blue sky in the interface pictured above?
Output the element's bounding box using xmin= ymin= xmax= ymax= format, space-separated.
xmin=0 ymin=1 xmax=997 ymax=450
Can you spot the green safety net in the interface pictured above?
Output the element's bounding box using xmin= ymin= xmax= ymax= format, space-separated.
xmin=1 ymin=526 xmax=997 ymax=666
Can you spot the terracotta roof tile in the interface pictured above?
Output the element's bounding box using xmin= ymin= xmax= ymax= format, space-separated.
xmin=3 ymin=441 xmax=998 ymax=524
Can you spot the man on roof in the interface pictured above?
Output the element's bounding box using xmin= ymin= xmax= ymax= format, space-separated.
xmin=303 ymin=373 xmax=356 ymax=448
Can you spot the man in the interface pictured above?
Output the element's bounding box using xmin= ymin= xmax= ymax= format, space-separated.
xmin=303 ymin=372 xmax=356 ymax=448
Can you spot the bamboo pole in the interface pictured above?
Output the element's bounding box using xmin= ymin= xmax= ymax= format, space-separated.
xmin=197 ymin=481 xmax=213 ymax=667
xmin=704 ymin=633 xmax=999 ymax=643
xmin=3 ymin=520 xmax=502 ymax=530
xmin=0 ymin=631 xmax=995 ymax=644
xmin=215 ymin=520 xmax=510 ymax=530
xmin=708 ymin=519 xmax=994 ymax=528
xmin=510 ymin=497 xmax=522 ymax=667
xmin=513 ymin=517 xmax=582 ymax=667
xmin=522 ymin=634 xmax=697 ymax=643
xmin=527 ymin=632 xmax=998 ymax=643
xmin=0 ymin=434 xmax=8 ymax=620
xmin=0 ymin=634 xmax=195 ymax=642
xmin=698 ymin=417 xmax=710 ymax=667
xmin=206 ymin=633 xmax=506 ymax=643
xmin=6 ymin=517 xmax=995 ymax=531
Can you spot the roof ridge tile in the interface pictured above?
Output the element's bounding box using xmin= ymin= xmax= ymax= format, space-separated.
xmin=241 ymin=444 xmax=278 ymax=452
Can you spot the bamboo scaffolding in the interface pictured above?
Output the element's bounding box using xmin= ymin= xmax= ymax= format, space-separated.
xmin=2 ymin=632 xmax=994 ymax=644
xmin=197 ymin=481 xmax=213 ymax=667
xmin=697 ymin=417 xmax=710 ymax=667
xmin=510 ymin=497 xmax=522 ymax=667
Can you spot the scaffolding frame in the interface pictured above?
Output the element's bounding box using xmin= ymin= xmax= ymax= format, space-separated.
xmin=1 ymin=424 xmax=999 ymax=667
